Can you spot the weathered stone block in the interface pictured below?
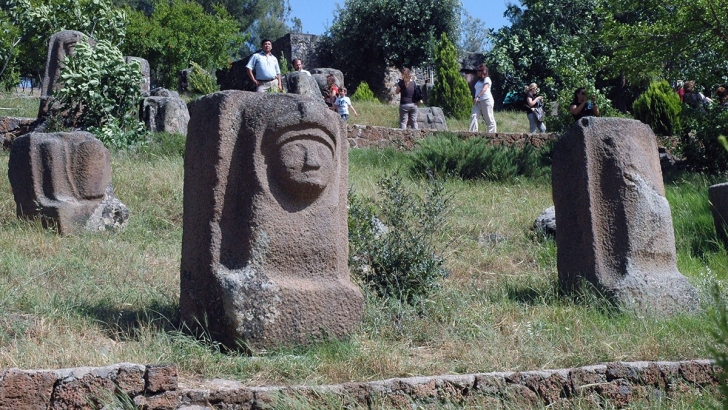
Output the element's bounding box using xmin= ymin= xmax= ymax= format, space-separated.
xmin=140 ymin=88 xmax=190 ymax=135
xmin=124 ymin=56 xmax=151 ymax=94
xmin=0 ymin=369 xmax=56 ymax=410
xmin=8 ymin=132 xmax=129 ymax=235
xmin=282 ymin=71 xmax=323 ymax=101
xmin=38 ymin=30 xmax=94 ymax=118
xmin=416 ymin=107 xmax=448 ymax=130
xmin=709 ymin=182 xmax=728 ymax=247
xmin=181 ymin=91 xmax=364 ymax=350
xmin=552 ymin=117 xmax=699 ymax=314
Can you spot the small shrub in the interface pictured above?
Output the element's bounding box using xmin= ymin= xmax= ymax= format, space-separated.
xmin=56 ymin=37 xmax=146 ymax=149
xmin=429 ymin=33 xmax=472 ymax=120
xmin=348 ymin=173 xmax=449 ymax=304
xmin=188 ymin=61 xmax=219 ymax=95
xmin=279 ymin=52 xmax=290 ymax=75
xmin=678 ymin=104 xmax=728 ymax=173
xmin=408 ymin=133 xmax=551 ymax=181
xmin=351 ymin=82 xmax=377 ymax=102
xmin=632 ymin=79 xmax=682 ymax=136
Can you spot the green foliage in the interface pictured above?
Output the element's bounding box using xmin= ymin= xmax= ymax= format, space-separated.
xmin=602 ymin=0 xmax=728 ymax=87
xmin=348 ymin=173 xmax=449 ymax=304
xmin=429 ymin=33 xmax=472 ymax=120
xmin=323 ymin=0 xmax=460 ymax=95
xmin=632 ymin=80 xmax=682 ymax=136
xmin=710 ymin=286 xmax=728 ymax=409
xmin=678 ymin=104 xmax=728 ymax=173
xmin=278 ymin=52 xmax=289 ymax=75
xmin=56 ymin=38 xmax=146 ymax=149
xmin=122 ymin=0 xmax=244 ymax=88
xmin=487 ymin=0 xmax=609 ymax=102
xmin=4 ymin=0 xmax=128 ymax=84
xmin=187 ymin=61 xmax=219 ymax=95
xmin=408 ymin=133 xmax=551 ymax=181
xmin=194 ymin=0 xmax=286 ymax=34
xmin=350 ymin=82 xmax=376 ymax=102
xmin=458 ymin=10 xmax=490 ymax=53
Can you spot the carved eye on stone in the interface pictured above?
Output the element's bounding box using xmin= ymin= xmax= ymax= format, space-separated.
xmin=272 ymin=129 xmax=335 ymax=201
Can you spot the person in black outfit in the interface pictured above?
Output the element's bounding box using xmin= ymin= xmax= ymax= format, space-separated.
xmin=569 ymin=87 xmax=599 ymax=121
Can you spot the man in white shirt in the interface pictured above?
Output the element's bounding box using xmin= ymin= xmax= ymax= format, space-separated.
xmin=292 ymin=58 xmax=311 ymax=75
xmin=246 ymin=39 xmax=281 ymax=92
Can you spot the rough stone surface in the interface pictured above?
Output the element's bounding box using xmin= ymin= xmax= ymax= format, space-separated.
xmin=140 ymin=88 xmax=190 ymax=135
xmin=552 ymin=117 xmax=699 ymax=314
xmin=125 ymin=56 xmax=151 ymax=94
xmin=0 ymin=117 xmax=40 ymax=150
xmin=416 ymin=107 xmax=448 ymax=130
xmin=0 ymin=360 xmax=719 ymax=409
xmin=709 ymin=182 xmax=728 ymax=247
xmin=7 ymin=131 xmax=129 ymax=235
xmin=38 ymin=30 xmax=94 ymax=118
xmin=272 ymin=33 xmax=328 ymax=71
xmin=281 ymin=71 xmax=323 ymax=101
xmin=533 ymin=206 xmax=556 ymax=237
xmin=346 ymin=124 xmax=557 ymax=150
xmin=181 ymin=90 xmax=364 ymax=350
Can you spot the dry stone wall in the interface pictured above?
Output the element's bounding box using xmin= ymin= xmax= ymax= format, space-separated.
xmin=0 ymin=360 xmax=719 ymax=409
xmin=346 ymin=124 xmax=558 ymax=150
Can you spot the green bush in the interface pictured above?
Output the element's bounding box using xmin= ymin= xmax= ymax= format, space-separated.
xmin=278 ymin=52 xmax=289 ymax=75
xmin=56 ymin=37 xmax=146 ymax=149
xmin=632 ymin=79 xmax=682 ymax=136
xmin=678 ymin=104 xmax=728 ymax=173
xmin=545 ymin=83 xmax=624 ymax=133
xmin=348 ymin=173 xmax=449 ymax=304
xmin=429 ymin=33 xmax=472 ymax=120
xmin=408 ymin=133 xmax=551 ymax=181
xmin=188 ymin=61 xmax=219 ymax=95
xmin=351 ymin=81 xmax=376 ymax=102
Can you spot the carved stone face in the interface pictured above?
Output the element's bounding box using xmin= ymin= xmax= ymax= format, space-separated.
xmin=272 ymin=129 xmax=335 ymax=201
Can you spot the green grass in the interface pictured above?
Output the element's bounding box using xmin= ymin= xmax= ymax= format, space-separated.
xmin=0 ymin=94 xmax=724 ymax=407
xmin=0 ymin=90 xmax=41 ymax=117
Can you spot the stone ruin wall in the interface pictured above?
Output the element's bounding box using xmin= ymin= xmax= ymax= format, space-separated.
xmin=0 ymin=360 xmax=719 ymax=409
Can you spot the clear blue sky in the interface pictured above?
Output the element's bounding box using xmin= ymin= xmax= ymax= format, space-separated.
xmin=288 ymin=0 xmax=513 ymax=36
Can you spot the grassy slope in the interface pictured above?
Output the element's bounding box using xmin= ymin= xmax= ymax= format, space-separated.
xmin=0 ymin=95 xmax=723 ymax=408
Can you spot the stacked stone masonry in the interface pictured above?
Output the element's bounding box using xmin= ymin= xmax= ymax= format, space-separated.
xmin=0 ymin=360 xmax=719 ymax=409
xmin=346 ymin=124 xmax=558 ymax=150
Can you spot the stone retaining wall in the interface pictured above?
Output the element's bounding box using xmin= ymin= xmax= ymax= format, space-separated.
xmin=0 ymin=117 xmax=40 ymax=150
xmin=346 ymin=124 xmax=558 ymax=150
xmin=0 ymin=360 xmax=719 ymax=409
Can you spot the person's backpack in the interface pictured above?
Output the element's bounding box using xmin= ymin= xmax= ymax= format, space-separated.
xmin=413 ymin=84 xmax=423 ymax=103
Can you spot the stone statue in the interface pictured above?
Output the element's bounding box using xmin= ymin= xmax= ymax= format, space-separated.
xmin=181 ymin=90 xmax=363 ymax=350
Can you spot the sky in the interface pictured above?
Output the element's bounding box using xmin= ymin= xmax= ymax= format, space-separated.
xmin=288 ymin=0 xmax=512 ymax=36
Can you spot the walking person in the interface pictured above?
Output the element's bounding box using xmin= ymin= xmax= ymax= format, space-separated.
xmin=335 ymin=87 xmax=358 ymax=121
xmin=469 ymin=64 xmax=496 ymax=133
xmin=245 ymin=39 xmax=281 ymax=93
xmin=395 ymin=67 xmax=419 ymax=129
xmin=525 ymin=83 xmax=546 ymax=133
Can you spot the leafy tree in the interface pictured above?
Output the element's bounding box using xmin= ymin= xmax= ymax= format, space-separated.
xmin=2 ymin=0 xmax=128 ymax=86
xmin=429 ymin=33 xmax=471 ymax=120
xmin=602 ymin=0 xmax=728 ymax=88
xmin=193 ymin=0 xmax=286 ymax=33
xmin=122 ymin=0 xmax=244 ymax=88
xmin=458 ymin=10 xmax=490 ymax=53
xmin=323 ymin=0 xmax=460 ymax=95
xmin=487 ymin=0 xmax=610 ymax=104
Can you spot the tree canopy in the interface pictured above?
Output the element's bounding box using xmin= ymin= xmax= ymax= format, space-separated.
xmin=121 ymin=0 xmax=244 ymax=88
xmin=323 ymin=0 xmax=460 ymax=94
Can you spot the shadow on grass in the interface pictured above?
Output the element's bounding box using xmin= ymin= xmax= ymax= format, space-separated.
xmin=74 ymin=299 xmax=180 ymax=339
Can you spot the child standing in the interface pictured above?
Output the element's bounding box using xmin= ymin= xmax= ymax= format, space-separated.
xmin=334 ymin=87 xmax=358 ymax=121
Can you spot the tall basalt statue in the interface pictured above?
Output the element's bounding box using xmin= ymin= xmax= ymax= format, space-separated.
xmin=38 ymin=30 xmax=94 ymax=118
xmin=552 ymin=117 xmax=699 ymax=315
xmin=181 ymin=91 xmax=363 ymax=350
